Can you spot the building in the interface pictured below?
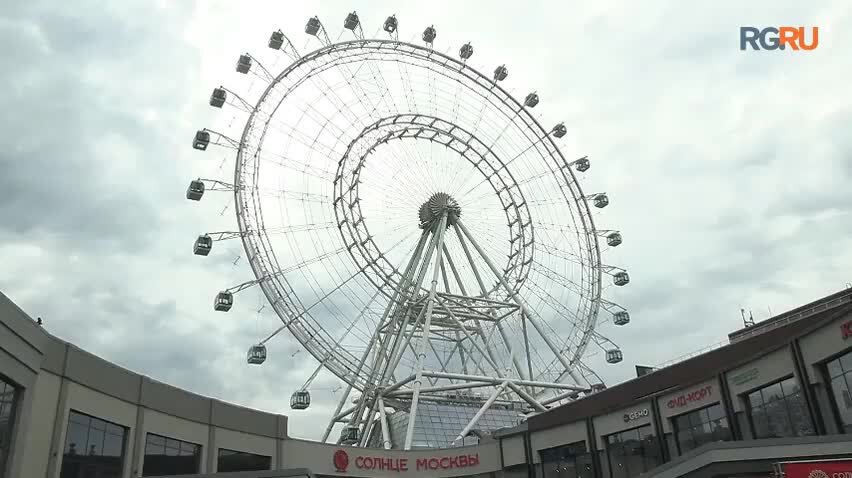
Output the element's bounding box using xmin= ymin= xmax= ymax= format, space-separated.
xmin=2 ymin=288 xmax=852 ymax=478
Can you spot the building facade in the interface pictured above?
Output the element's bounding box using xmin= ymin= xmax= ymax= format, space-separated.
xmin=2 ymin=288 xmax=852 ymax=478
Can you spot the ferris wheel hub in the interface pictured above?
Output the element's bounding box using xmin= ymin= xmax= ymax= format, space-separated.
xmin=418 ymin=192 xmax=461 ymax=231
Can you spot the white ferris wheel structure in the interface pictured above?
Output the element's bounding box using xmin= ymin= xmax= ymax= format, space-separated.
xmin=186 ymin=11 xmax=631 ymax=450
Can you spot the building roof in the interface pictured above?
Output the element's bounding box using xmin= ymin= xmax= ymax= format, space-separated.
xmin=527 ymin=297 xmax=852 ymax=432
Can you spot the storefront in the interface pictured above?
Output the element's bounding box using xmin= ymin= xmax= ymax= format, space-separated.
xmin=799 ymin=312 xmax=852 ymax=436
xmin=656 ymin=379 xmax=732 ymax=457
xmin=594 ymin=403 xmax=662 ymax=478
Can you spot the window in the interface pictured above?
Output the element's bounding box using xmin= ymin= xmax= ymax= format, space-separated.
xmin=672 ymin=403 xmax=731 ymax=454
xmin=60 ymin=410 xmax=127 ymax=478
xmin=217 ymin=448 xmax=271 ymax=472
xmin=827 ymin=350 xmax=852 ymax=434
xmin=0 ymin=377 xmax=20 ymax=478
xmin=540 ymin=441 xmax=593 ymax=478
xmin=747 ymin=376 xmax=814 ymax=438
xmin=605 ymin=425 xmax=661 ymax=478
xmin=142 ymin=433 xmax=201 ymax=476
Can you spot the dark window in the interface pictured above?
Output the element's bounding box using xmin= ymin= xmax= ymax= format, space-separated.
xmin=747 ymin=376 xmax=814 ymax=438
xmin=217 ymin=448 xmax=271 ymax=472
xmin=60 ymin=410 xmax=127 ymax=478
xmin=672 ymin=403 xmax=731 ymax=454
xmin=540 ymin=441 xmax=593 ymax=478
xmin=827 ymin=350 xmax=852 ymax=434
xmin=142 ymin=432 xmax=201 ymax=476
xmin=0 ymin=377 xmax=20 ymax=478
xmin=605 ymin=424 xmax=661 ymax=478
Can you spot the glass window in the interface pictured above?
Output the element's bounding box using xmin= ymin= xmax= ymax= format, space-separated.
xmin=747 ymin=376 xmax=814 ymax=438
xmin=0 ymin=377 xmax=20 ymax=478
xmin=217 ymin=448 xmax=271 ymax=472
xmin=60 ymin=410 xmax=127 ymax=478
xmin=672 ymin=403 xmax=731 ymax=454
xmin=540 ymin=441 xmax=592 ymax=478
xmin=142 ymin=432 xmax=201 ymax=476
xmin=827 ymin=350 xmax=852 ymax=434
xmin=604 ymin=424 xmax=661 ymax=478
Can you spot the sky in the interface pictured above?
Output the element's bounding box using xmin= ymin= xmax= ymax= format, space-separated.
xmin=1 ymin=0 xmax=851 ymax=441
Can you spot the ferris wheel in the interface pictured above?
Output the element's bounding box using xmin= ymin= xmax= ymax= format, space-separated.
xmin=187 ymin=11 xmax=631 ymax=450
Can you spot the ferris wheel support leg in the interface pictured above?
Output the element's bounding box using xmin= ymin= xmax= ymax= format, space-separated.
xmin=350 ymin=231 xmax=431 ymax=428
xmin=442 ymin=241 xmax=505 ymax=376
xmin=322 ymin=388 xmax=354 ymax=443
xmin=452 ymin=226 xmax=530 ymax=383
xmin=455 ymin=220 xmax=578 ymax=379
xmin=403 ymin=214 xmax=449 ymax=450
xmin=377 ymin=397 xmax=393 ymax=450
xmin=451 ymin=380 xmax=509 ymax=446
xmin=358 ymin=397 xmax=381 ymax=447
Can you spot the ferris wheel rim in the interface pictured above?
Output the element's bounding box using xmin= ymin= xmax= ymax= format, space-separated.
xmin=229 ymin=37 xmax=606 ymax=391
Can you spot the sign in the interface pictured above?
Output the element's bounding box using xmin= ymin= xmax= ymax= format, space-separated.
xmin=666 ymin=385 xmax=713 ymax=409
xmin=740 ymin=26 xmax=819 ymax=51
xmin=332 ymin=449 xmax=481 ymax=473
xmin=623 ymin=408 xmax=650 ymax=423
xmin=730 ymin=367 xmax=759 ymax=386
xmin=842 ymin=319 xmax=852 ymax=340
xmin=781 ymin=460 xmax=852 ymax=478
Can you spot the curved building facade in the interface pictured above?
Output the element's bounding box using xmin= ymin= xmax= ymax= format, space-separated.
xmin=2 ymin=288 xmax=852 ymax=478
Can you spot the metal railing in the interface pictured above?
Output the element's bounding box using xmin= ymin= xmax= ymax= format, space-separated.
xmin=729 ymin=290 xmax=852 ymax=343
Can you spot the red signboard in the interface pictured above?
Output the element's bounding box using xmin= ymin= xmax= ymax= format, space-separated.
xmin=782 ymin=460 xmax=852 ymax=478
xmin=667 ymin=385 xmax=713 ymax=409
xmin=332 ymin=449 xmax=480 ymax=473
xmin=841 ymin=319 xmax=852 ymax=340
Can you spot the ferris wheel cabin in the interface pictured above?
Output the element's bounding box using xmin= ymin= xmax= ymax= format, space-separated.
xmin=344 ymin=12 xmax=359 ymax=31
xmin=268 ymin=30 xmax=284 ymax=49
xmin=552 ymin=123 xmax=567 ymax=138
xmin=214 ymin=291 xmax=233 ymax=312
xmin=460 ymin=43 xmax=473 ymax=60
xmin=340 ymin=426 xmax=360 ymax=445
xmin=192 ymin=130 xmax=210 ymax=151
xmin=575 ymin=157 xmax=591 ymax=172
xmin=193 ymin=235 xmax=213 ymax=256
xmin=246 ymin=344 xmax=267 ymax=365
xmin=383 ymin=15 xmax=397 ymax=33
xmin=236 ymin=54 xmax=252 ymax=74
xmin=422 ymin=26 xmax=436 ymax=44
xmin=494 ymin=65 xmax=508 ymax=81
xmin=607 ymin=231 xmax=622 ymax=247
xmin=186 ymin=180 xmax=205 ymax=201
xmin=606 ymin=349 xmax=623 ymax=364
xmin=209 ymin=88 xmax=226 ymax=108
xmin=613 ymin=271 xmax=630 ymax=286
xmin=594 ymin=193 xmax=609 ymax=208
xmin=524 ymin=92 xmax=539 ymax=108
xmin=613 ymin=311 xmax=630 ymax=326
xmin=305 ymin=17 xmax=321 ymax=36
xmin=290 ymin=390 xmax=311 ymax=410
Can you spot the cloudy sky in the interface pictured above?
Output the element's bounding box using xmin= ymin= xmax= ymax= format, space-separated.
xmin=1 ymin=0 xmax=850 ymax=441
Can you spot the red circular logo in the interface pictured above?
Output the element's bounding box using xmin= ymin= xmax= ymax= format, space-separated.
xmin=334 ymin=449 xmax=349 ymax=472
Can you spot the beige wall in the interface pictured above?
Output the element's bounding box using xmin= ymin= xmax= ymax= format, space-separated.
xmin=529 ymin=421 xmax=587 ymax=463
xmin=18 ymin=371 xmax=62 ymax=477
xmin=281 ymin=438 xmax=501 ymax=477
xmin=799 ymin=310 xmax=852 ymax=382
xmin=726 ymin=346 xmax=795 ymax=412
xmin=500 ymin=435 xmax=525 ymax=467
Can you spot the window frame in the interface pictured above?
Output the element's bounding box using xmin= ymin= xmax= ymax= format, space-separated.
xmin=671 ymin=403 xmax=731 ymax=455
xmin=0 ymin=376 xmax=21 ymax=478
xmin=745 ymin=375 xmax=814 ymax=439
xmin=142 ymin=431 xmax=202 ymax=476
xmin=216 ymin=447 xmax=272 ymax=472
xmin=824 ymin=349 xmax=852 ymax=434
xmin=603 ymin=423 xmax=661 ymax=478
xmin=60 ymin=409 xmax=129 ymax=478
xmin=539 ymin=440 xmax=592 ymax=478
